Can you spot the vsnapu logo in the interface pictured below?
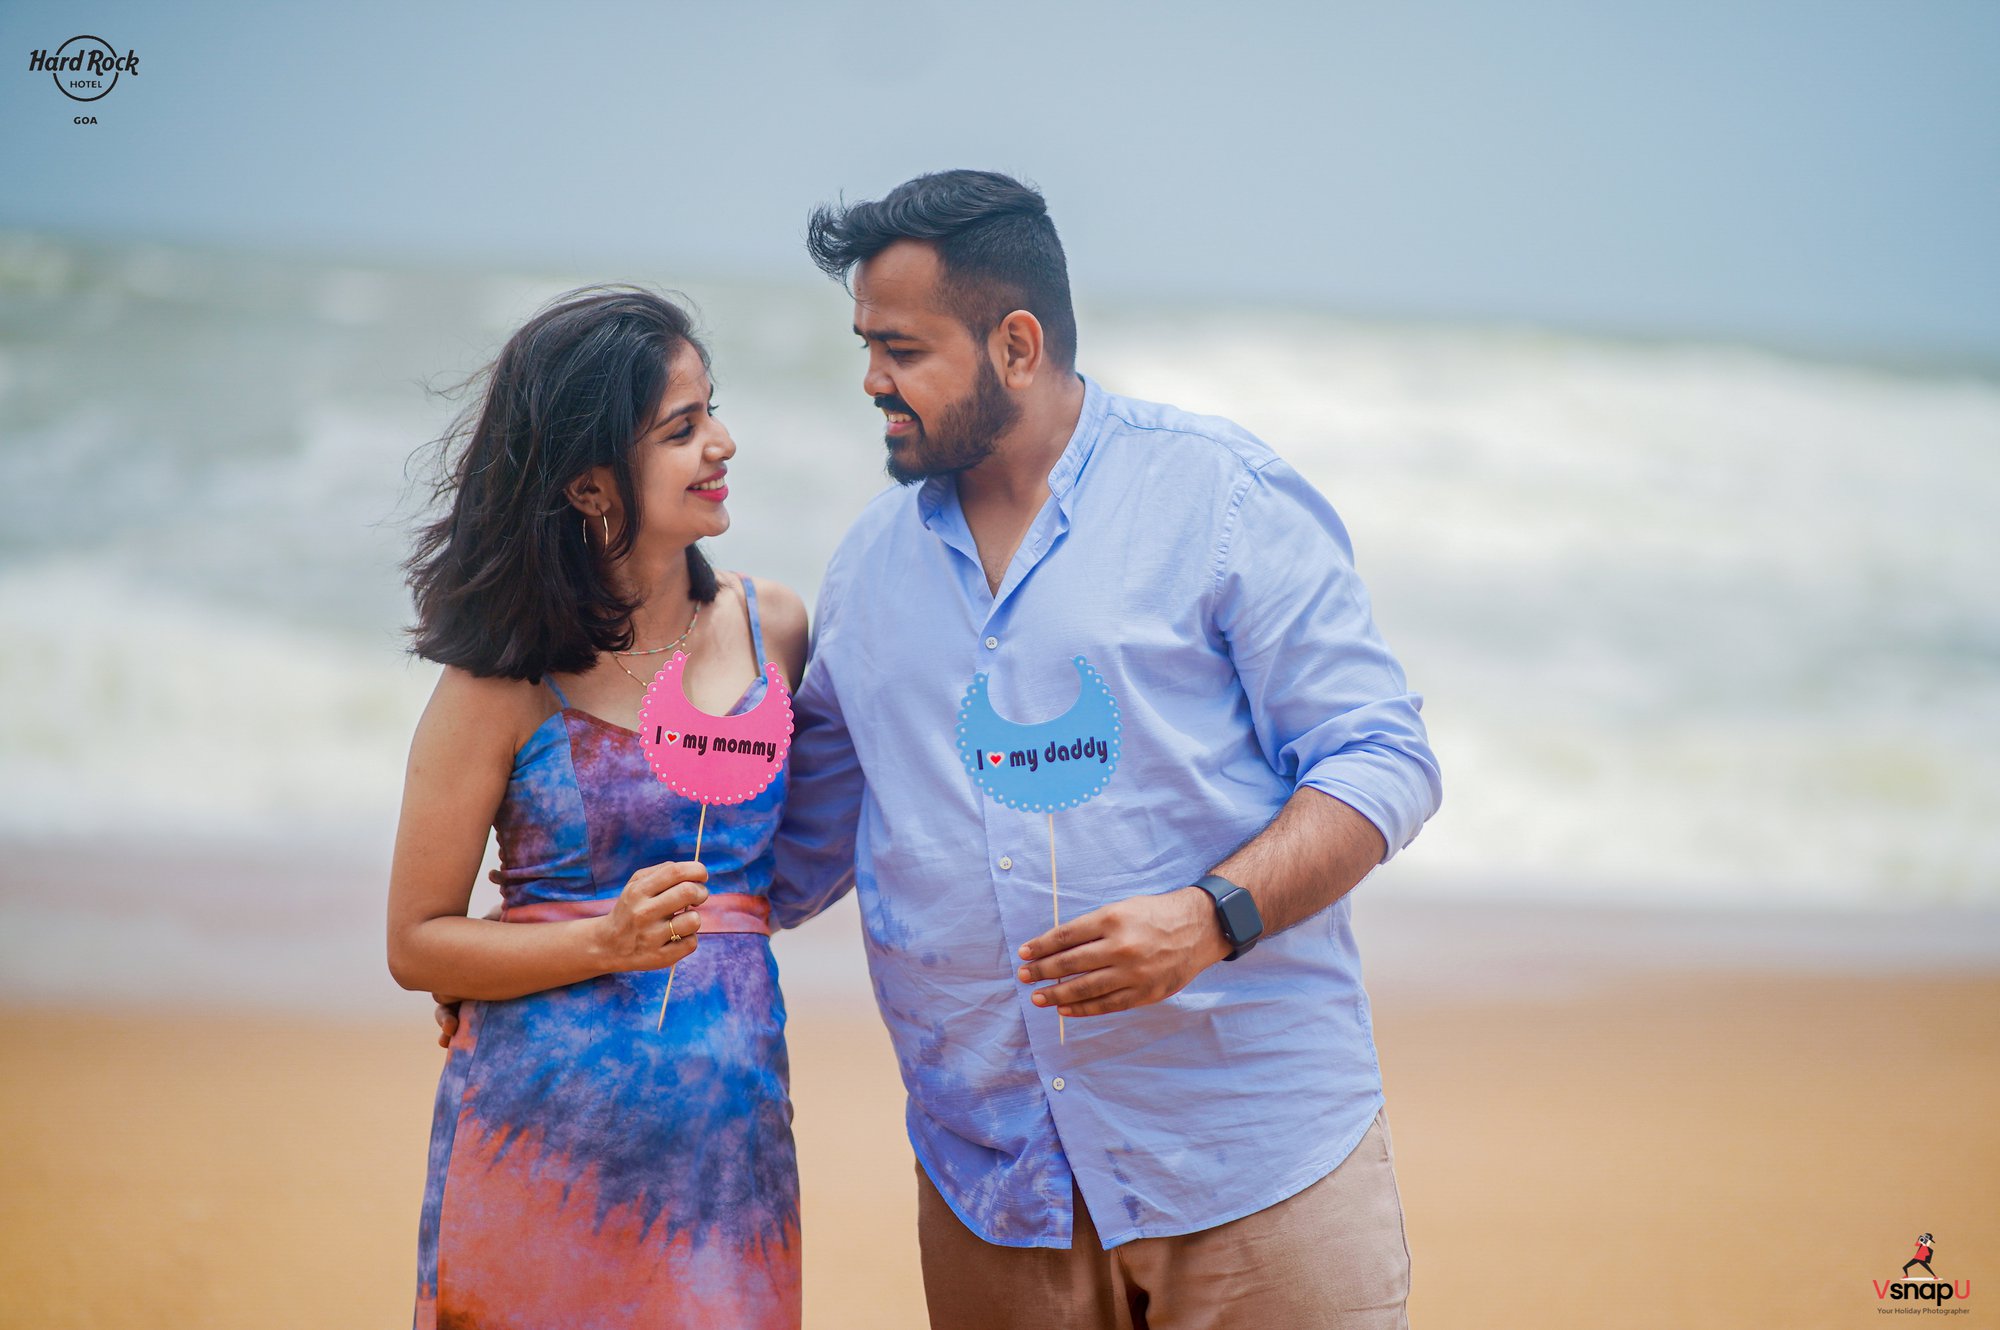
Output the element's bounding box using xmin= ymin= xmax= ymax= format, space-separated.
xmin=28 ymin=35 xmax=139 ymax=104
xmin=1872 ymin=1231 xmax=1972 ymax=1310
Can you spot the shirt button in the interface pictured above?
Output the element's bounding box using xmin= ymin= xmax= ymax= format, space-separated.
xmin=983 ymin=636 xmax=999 ymax=649
xmin=1052 ymin=1077 xmax=1066 ymax=1092
xmin=998 ymin=856 xmax=1013 ymax=871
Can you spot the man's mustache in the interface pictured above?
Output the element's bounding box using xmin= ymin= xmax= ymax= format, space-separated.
xmin=873 ymin=395 xmax=918 ymax=421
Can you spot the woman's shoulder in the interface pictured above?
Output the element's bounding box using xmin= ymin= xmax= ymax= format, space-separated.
xmin=422 ymin=663 xmax=558 ymax=760
xmin=736 ymin=572 xmax=805 ymax=628
xmin=733 ymin=572 xmax=808 ymax=687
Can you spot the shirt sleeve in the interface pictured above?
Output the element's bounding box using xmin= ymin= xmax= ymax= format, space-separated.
xmin=1211 ymin=457 xmax=1443 ymax=861
xmin=769 ymin=568 xmax=863 ymax=928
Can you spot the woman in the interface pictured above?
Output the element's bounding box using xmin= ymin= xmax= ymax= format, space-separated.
xmin=387 ymin=287 xmax=809 ymax=1328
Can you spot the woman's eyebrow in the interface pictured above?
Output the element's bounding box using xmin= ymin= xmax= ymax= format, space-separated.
xmin=647 ymin=390 xmax=712 ymax=432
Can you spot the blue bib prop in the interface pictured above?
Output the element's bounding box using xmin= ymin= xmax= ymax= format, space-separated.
xmin=956 ymin=656 xmax=1122 ymax=813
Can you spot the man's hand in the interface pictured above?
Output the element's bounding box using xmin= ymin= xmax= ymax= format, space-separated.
xmin=431 ymin=900 xmax=503 ymax=1049
xmin=1015 ymin=887 xmax=1231 ymax=1017
xmin=433 ymin=993 xmax=463 ymax=1048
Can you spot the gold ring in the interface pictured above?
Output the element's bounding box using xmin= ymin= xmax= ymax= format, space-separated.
xmin=666 ymin=918 xmax=682 ymax=944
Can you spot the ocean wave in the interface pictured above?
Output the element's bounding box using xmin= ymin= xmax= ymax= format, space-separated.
xmin=2 ymin=234 xmax=1995 ymax=906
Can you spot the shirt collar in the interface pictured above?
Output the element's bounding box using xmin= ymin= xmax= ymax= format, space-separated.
xmin=918 ymin=372 xmax=1108 ymax=526
xmin=1044 ymin=372 xmax=1109 ymax=511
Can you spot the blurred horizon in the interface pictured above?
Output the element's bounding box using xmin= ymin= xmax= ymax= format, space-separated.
xmin=12 ymin=220 xmax=1999 ymax=382
xmin=3 ymin=0 xmax=1997 ymax=366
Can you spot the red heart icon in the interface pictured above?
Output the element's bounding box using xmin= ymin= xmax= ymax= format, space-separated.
xmin=665 ymin=731 xmax=681 ymax=744
xmin=986 ymin=752 xmax=1004 ymax=766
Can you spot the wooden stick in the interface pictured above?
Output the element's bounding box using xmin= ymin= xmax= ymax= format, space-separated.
xmin=656 ymin=803 xmax=706 ymax=1031
xmin=1049 ymin=811 xmax=1063 ymax=1045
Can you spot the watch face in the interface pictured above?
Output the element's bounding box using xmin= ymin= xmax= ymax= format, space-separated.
xmin=1218 ymin=888 xmax=1261 ymax=945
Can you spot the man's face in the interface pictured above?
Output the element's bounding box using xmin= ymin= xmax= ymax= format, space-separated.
xmin=851 ymin=240 xmax=1018 ymax=485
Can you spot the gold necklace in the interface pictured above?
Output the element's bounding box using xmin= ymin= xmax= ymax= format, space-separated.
xmin=612 ymin=653 xmax=656 ymax=686
xmin=614 ymin=604 xmax=700 ymax=657
xmin=611 ymin=603 xmax=699 ymax=686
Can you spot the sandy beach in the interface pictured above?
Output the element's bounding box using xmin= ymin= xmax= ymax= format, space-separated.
xmin=2 ymin=952 xmax=1994 ymax=1329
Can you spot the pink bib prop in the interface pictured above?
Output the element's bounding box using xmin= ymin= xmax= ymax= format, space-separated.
xmin=636 ymin=649 xmax=794 ymax=1030
xmin=637 ymin=651 xmax=794 ymax=806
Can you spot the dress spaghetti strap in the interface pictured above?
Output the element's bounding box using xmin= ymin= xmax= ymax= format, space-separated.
xmin=544 ymin=674 xmax=571 ymax=709
xmin=740 ymin=574 xmax=766 ymax=669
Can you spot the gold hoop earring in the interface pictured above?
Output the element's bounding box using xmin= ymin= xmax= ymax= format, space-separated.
xmin=601 ymin=513 xmax=612 ymax=546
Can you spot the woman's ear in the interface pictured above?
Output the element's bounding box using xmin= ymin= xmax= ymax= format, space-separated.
xmin=565 ymin=465 xmax=613 ymax=516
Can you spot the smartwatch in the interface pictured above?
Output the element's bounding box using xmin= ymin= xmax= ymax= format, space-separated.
xmin=1192 ymin=873 xmax=1263 ymax=961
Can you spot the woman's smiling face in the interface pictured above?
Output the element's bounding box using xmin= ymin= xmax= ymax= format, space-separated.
xmin=629 ymin=342 xmax=735 ymax=545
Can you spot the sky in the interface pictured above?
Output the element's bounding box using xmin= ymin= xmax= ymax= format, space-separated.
xmin=3 ymin=0 xmax=1996 ymax=363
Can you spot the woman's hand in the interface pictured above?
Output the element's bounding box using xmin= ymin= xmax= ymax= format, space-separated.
xmin=428 ymin=868 xmax=706 ymax=1049
xmin=591 ymin=860 xmax=710 ymax=974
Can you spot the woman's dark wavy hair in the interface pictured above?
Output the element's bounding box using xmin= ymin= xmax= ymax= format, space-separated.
xmin=403 ymin=285 xmax=718 ymax=682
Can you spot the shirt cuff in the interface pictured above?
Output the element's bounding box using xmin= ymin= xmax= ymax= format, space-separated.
xmin=1300 ymin=742 xmax=1443 ymax=864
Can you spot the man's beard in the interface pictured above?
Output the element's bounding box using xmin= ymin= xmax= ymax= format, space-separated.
xmin=882 ymin=357 xmax=1018 ymax=486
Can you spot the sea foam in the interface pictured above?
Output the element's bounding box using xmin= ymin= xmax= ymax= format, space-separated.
xmin=1 ymin=235 xmax=1994 ymax=909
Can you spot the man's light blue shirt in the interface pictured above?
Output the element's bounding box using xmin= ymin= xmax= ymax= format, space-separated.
xmin=773 ymin=374 xmax=1442 ymax=1248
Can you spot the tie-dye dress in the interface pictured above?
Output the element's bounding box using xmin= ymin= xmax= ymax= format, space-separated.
xmin=413 ymin=578 xmax=799 ymax=1330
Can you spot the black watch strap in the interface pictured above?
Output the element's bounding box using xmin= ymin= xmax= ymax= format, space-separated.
xmin=1192 ymin=873 xmax=1263 ymax=960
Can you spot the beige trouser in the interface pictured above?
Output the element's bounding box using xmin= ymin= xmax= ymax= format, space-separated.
xmin=917 ymin=1107 xmax=1412 ymax=1330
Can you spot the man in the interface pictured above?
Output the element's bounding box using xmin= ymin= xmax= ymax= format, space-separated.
xmin=773 ymin=169 xmax=1442 ymax=1328
xmin=1904 ymin=1234 xmax=1937 ymax=1280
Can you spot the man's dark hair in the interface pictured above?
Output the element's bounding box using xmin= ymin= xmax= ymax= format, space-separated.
xmin=403 ymin=285 xmax=718 ymax=682
xmin=806 ymin=169 xmax=1078 ymax=369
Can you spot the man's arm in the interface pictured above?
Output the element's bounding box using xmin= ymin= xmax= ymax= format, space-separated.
xmin=1212 ymin=785 xmax=1387 ymax=935
xmin=1018 ymin=457 xmax=1440 ymax=1016
xmin=1016 ymin=787 xmax=1385 ymax=1016
xmin=769 ymin=570 xmax=863 ymax=928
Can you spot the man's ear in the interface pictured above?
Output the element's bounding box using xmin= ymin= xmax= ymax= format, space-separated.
xmin=994 ymin=310 xmax=1045 ymax=389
